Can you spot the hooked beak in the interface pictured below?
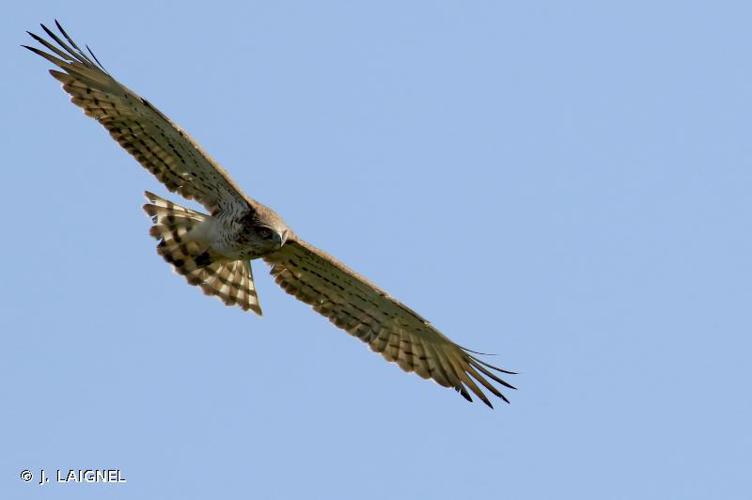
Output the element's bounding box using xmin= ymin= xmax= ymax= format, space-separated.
xmin=276 ymin=229 xmax=289 ymax=249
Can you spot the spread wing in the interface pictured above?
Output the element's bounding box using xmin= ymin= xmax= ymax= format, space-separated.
xmin=264 ymin=238 xmax=516 ymax=407
xmin=24 ymin=21 xmax=252 ymax=215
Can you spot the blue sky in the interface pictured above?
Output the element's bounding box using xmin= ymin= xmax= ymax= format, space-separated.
xmin=2 ymin=1 xmax=751 ymax=498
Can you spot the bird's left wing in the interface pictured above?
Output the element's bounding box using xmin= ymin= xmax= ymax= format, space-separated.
xmin=24 ymin=21 xmax=254 ymax=216
xmin=264 ymin=238 xmax=516 ymax=407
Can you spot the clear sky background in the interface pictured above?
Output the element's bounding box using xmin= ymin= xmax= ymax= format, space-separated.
xmin=2 ymin=1 xmax=751 ymax=499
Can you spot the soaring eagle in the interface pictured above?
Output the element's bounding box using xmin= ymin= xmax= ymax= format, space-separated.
xmin=25 ymin=21 xmax=515 ymax=407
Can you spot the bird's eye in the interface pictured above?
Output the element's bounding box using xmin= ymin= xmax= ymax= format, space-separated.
xmin=257 ymin=227 xmax=274 ymax=239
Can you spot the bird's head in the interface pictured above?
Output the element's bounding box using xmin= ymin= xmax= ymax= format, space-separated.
xmin=240 ymin=206 xmax=290 ymax=254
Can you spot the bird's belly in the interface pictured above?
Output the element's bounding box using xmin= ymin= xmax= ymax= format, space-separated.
xmin=206 ymin=233 xmax=262 ymax=261
xmin=187 ymin=217 xmax=255 ymax=260
xmin=214 ymin=244 xmax=263 ymax=261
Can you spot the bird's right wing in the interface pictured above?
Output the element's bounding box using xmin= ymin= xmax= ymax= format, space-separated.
xmin=25 ymin=21 xmax=254 ymax=216
xmin=264 ymin=238 xmax=516 ymax=407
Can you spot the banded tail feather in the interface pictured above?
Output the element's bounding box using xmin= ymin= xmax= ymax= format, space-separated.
xmin=143 ymin=192 xmax=262 ymax=315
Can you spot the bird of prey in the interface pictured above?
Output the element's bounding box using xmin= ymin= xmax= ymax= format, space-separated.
xmin=25 ymin=21 xmax=515 ymax=407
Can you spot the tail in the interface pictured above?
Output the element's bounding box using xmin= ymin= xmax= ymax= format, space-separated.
xmin=142 ymin=192 xmax=262 ymax=315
